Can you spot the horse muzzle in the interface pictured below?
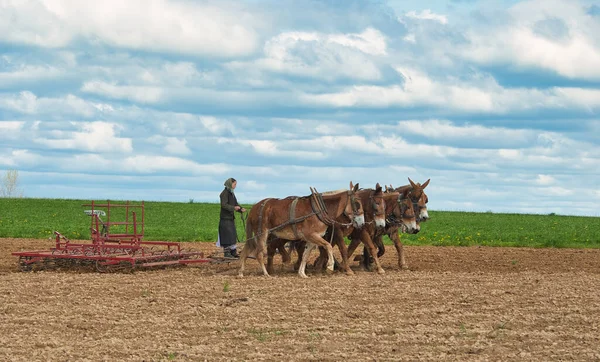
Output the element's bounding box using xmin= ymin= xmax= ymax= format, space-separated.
xmin=353 ymin=214 xmax=365 ymax=228
xmin=375 ymin=217 xmax=386 ymax=229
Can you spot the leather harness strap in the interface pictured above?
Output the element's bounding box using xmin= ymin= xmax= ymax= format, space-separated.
xmin=258 ymin=198 xmax=273 ymax=238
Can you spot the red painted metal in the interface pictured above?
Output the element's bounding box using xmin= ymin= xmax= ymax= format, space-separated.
xmin=12 ymin=200 xmax=215 ymax=272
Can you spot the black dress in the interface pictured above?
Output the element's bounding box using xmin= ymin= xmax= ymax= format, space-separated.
xmin=218 ymin=188 xmax=239 ymax=248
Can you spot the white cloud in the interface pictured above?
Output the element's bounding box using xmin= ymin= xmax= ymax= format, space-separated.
xmin=147 ymin=135 xmax=191 ymax=156
xmin=536 ymin=174 xmax=556 ymax=185
xmin=455 ymin=0 xmax=600 ymax=80
xmin=396 ymin=120 xmax=532 ymax=143
xmin=0 ymin=149 xmax=41 ymax=167
xmin=0 ymin=0 xmax=260 ymax=57
xmin=300 ymin=67 xmax=600 ymax=113
xmin=403 ymin=33 xmax=416 ymax=43
xmin=33 ymin=121 xmax=133 ymax=153
xmin=327 ymin=28 xmax=388 ymax=56
xmin=405 ymin=9 xmax=448 ymax=24
xmin=200 ymin=116 xmax=236 ymax=135
xmin=0 ymin=91 xmax=107 ymax=117
xmin=539 ymin=186 xmax=574 ymax=196
xmin=0 ymin=65 xmax=64 ymax=87
xmin=227 ymin=28 xmax=387 ymax=81
xmin=243 ymin=180 xmax=267 ymax=191
xmin=81 ymin=82 xmax=164 ymax=104
xmin=244 ymin=139 xmax=325 ymax=160
xmin=0 ymin=121 xmax=25 ymax=132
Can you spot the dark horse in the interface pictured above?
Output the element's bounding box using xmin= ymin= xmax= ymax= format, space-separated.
xmin=239 ymin=182 xmax=364 ymax=278
xmin=364 ymin=178 xmax=430 ymax=269
xmin=345 ymin=185 xmax=420 ymax=273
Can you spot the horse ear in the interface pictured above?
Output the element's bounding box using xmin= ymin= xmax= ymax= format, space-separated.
xmin=422 ymin=179 xmax=430 ymax=189
xmin=354 ymin=183 xmax=359 ymax=192
xmin=408 ymin=177 xmax=417 ymax=188
xmin=376 ymin=183 xmax=382 ymax=192
xmin=349 ymin=181 xmax=354 ymax=190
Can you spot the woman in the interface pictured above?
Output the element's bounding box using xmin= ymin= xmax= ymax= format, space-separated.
xmin=218 ymin=177 xmax=246 ymax=258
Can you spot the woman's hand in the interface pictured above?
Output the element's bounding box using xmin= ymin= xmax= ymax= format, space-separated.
xmin=234 ymin=206 xmax=241 ymax=211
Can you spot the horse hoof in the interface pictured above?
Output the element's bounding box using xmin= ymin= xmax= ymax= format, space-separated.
xmin=377 ymin=268 xmax=385 ymax=274
xmin=345 ymin=269 xmax=355 ymax=276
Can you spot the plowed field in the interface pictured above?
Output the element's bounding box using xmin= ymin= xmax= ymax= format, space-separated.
xmin=2 ymin=238 xmax=600 ymax=361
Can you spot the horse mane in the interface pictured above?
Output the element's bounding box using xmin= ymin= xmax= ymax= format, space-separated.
xmin=393 ymin=185 xmax=411 ymax=193
xmin=320 ymin=189 xmax=347 ymax=196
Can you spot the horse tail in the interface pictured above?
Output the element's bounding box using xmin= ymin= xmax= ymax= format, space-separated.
xmin=243 ymin=207 xmax=257 ymax=256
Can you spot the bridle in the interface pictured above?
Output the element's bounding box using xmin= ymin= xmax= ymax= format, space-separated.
xmin=386 ymin=192 xmax=416 ymax=226
xmin=407 ymin=189 xmax=428 ymax=221
xmin=369 ymin=190 xmax=386 ymax=219
xmin=340 ymin=189 xmax=362 ymax=227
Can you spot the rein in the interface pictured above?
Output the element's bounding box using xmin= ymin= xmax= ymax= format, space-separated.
xmin=235 ymin=209 xmax=248 ymax=244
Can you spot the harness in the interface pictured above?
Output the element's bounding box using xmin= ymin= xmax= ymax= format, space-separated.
xmin=385 ymin=192 xmax=416 ymax=227
xmin=253 ymin=188 xmax=358 ymax=242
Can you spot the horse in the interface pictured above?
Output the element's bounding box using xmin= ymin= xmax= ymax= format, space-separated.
xmin=238 ymin=181 xmax=364 ymax=278
xmin=346 ymin=186 xmax=420 ymax=273
xmin=364 ymin=177 xmax=430 ymax=269
xmin=266 ymin=183 xmax=388 ymax=276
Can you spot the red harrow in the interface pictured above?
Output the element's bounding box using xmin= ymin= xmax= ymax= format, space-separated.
xmin=12 ymin=201 xmax=215 ymax=273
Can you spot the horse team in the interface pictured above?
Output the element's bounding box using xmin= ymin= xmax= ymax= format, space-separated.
xmin=239 ymin=178 xmax=430 ymax=278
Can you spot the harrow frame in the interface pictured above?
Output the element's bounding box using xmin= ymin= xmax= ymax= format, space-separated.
xmin=12 ymin=200 xmax=219 ymax=273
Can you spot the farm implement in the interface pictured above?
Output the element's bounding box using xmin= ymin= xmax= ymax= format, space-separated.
xmin=12 ymin=201 xmax=217 ymax=273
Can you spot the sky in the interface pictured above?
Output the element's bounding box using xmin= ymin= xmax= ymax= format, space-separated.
xmin=0 ymin=0 xmax=599 ymax=216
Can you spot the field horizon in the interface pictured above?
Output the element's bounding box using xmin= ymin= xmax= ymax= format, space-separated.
xmin=1 ymin=197 xmax=598 ymax=249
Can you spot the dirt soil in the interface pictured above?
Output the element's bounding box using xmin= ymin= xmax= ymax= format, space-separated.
xmin=2 ymin=238 xmax=600 ymax=361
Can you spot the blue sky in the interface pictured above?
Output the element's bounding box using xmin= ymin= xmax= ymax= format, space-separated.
xmin=0 ymin=0 xmax=599 ymax=216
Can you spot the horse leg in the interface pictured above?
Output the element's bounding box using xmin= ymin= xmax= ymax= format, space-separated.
xmin=266 ymin=238 xmax=278 ymax=275
xmin=359 ymin=229 xmax=385 ymax=274
xmin=298 ymin=242 xmax=317 ymax=278
xmin=314 ymin=246 xmax=328 ymax=272
xmin=390 ymin=229 xmax=408 ymax=269
xmin=254 ymin=230 xmax=271 ymax=277
xmin=238 ymin=238 xmax=252 ymax=277
xmin=293 ymin=240 xmax=305 ymax=271
xmin=333 ymin=230 xmax=353 ymax=275
xmin=278 ymin=242 xmax=291 ymax=264
xmin=239 ymin=214 xmax=257 ymax=277
xmin=314 ymin=227 xmax=333 ymax=272
xmin=304 ymin=233 xmax=335 ymax=273
xmin=346 ymin=234 xmax=362 ymax=262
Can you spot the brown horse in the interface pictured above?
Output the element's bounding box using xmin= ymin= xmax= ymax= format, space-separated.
xmin=239 ymin=182 xmax=364 ymax=278
xmin=346 ymin=186 xmax=419 ymax=273
xmin=366 ymin=177 xmax=430 ymax=269
xmin=267 ymin=184 xmax=388 ymax=276
xmin=396 ymin=178 xmax=430 ymax=223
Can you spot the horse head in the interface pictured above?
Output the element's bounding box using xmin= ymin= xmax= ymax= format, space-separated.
xmin=395 ymin=187 xmax=420 ymax=234
xmin=346 ymin=181 xmax=365 ymax=228
xmin=408 ymin=177 xmax=430 ymax=222
xmin=369 ymin=183 xmax=387 ymax=229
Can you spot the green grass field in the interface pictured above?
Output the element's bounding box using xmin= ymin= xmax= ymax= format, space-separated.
xmin=0 ymin=198 xmax=598 ymax=248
